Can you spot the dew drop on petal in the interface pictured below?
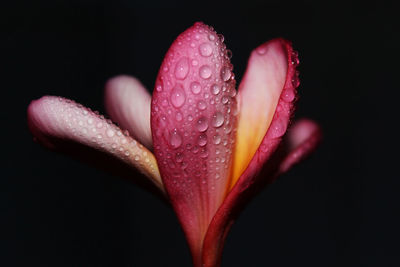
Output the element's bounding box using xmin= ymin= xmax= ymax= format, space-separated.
xmin=197 ymin=100 xmax=207 ymax=110
xmin=197 ymin=134 xmax=207 ymax=146
xmin=190 ymin=81 xmax=201 ymax=94
xmin=199 ymin=65 xmax=212 ymax=79
xmin=270 ymin=117 xmax=287 ymax=138
xmin=169 ymin=129 xmax=182 ymax=149
xmin=282 ymin=88 xmax=295 ymax=102
xmin=196 ymin=117 xmax=209 ymax=132
xmin=174 ymin=57 xmax=190 ymax=80
xmin=170 ymin=86 xmax=186 ymax=108
xmin=176 ymin=112 xmax=183 ymax=121
xmin=199 ymin=42 xmax=213 ymax=57
xmin=106 ymin=129 xmax=115 ymax=137
xmin=175 ymin=153 xmax=183 ymax=163
xmin=211 ymin=111 xmax=224 ymax=127
xmin=213 ymin=134 xmax=221 ymax=145
xmin=220 ymin=67 xmax=231 ymax=82
xmin=211 ymin=84 xmax=220 ymax=95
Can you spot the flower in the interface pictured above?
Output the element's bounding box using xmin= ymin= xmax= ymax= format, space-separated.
xmin=27 ymin=22 xmax=321 ymax=267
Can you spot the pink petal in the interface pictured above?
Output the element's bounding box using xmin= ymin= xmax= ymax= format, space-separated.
xmin=202 ymin=39 xmax=300 ymax=266
xmin=230 ymin=38 xmax=290 ymax=188
xmin=28 ymin=96 xmax=164 ymax=194
xmin=104 ymin=75 xmax=153 ymax=149
xmin=279 ymin=118 xmax=322 ymax=174
xmin=150 ymin=22 xmax=237 ymax=266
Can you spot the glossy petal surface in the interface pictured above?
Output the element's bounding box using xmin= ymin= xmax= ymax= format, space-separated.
xmin=105 ymin=75 xmax=153 ymax=149
xmin=28 ymin=96 xmax=163 ymax=192
xmin=151 ymin=22 xmax=237 ymax=265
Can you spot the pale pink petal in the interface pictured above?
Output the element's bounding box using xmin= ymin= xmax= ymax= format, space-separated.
xmin=28 ymin=96 xmax=163 ymax=193
xmin=230 ymin=38 xmax=292 ymax=188
xmin=104 ymin=75 xmax=153 ymax=149
xmin=279 ymin=118 xmax=322 ymax=174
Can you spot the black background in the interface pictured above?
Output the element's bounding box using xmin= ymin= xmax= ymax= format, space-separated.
xmin=2 ymin=1 xmax=399 ymax=266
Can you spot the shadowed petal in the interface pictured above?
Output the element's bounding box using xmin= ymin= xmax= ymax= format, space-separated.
xmin=104 ymin=75 xmax=153 ymax=149
xmin=279 ymin=118 xmax=322 ymax=174
xmin=202 ymin=39 xmax=300 ymax=267
xmin=28 ymin=96 xmax=164 ymax=193
xmin=151 ymin=22 xmax=237 ymax=266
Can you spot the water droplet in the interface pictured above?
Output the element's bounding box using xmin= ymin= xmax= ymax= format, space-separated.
xmin=211 ymin=111 xmax=224 ymax=127
xmin=174 ymin=57 xmax=190 ymax=80
xmin=221 ymin=96 xmax=229 ymax=104
xmin=106 ymin=129 xmax=115 ymax=137
xmin=190 ymin=81 xmax=201 ymax=94
xmin=197 ymin=100 xmax=207 ymax=110
xmin=199 ymin=65 xmax=212 ymax=79
xmin=291 ymin=50 xmax=299 ymax=66
xmin=198 ymin=134 xmax=207 ymax=146
xmin=134 ymin=155 xmax=140 ymax=161
xmin=211 ymin=84 xmax=220 ymax=95
xmin=256 ymin=45 xmax=267 ymax=55
xmin=291 ymin=74 xmax=300 ymax=88
xmin=156 ymin=85 xmax=163 ymax=92
xmin=196 ymin=117 xmax=209 ymax=132
xmin=213 ymin=134 xmax=221 ymax=144
xmin=96 ymin=122 xmax=103 ymax=128
xmin=97 ymin=134 xmax=103 ymax=139
xmin=175 ymin=153 xmax=183 ymax=163
xmin=192 ymin=59 xmax=199 ymax=66
xmin=188 ymin=115 xmax=193 ymax=121
xmin=208 ymin=34 xmax=215 ymax=41
xmin=220 ymin=67 xmax=231 ymax=82
xmin=87 ymin=118 xmax=93 ymax=124
xmin=170 ymin=86 xmax=186 ymax=108
xmin=169 ymin=129 xmax=182 ymax=149
xmin=224 ymin=123 xmax=232 ymax=134
xmin=217 ymin=34 xmax=224 ymax=42
xmin=200 ymin=149 xmax=209 ymax=158
xmin=226 ymin=49 xmax=232 ymax=59
xmin=199 ymin=42 xmax=213 ymax=57
xmin=125 ymin=151 xmax=130 ymax=156
xmin=282 ymin=88 xmax=295 ymax=102
xmin=176 ymin=112 xmax=183 ymax=121
xmin=112 ymin=143 xmax=117 ymax=149
xmin=270 ymin=117 xmax=287 ymax=138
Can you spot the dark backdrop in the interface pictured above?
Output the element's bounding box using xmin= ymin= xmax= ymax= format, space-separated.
xmin=2 ymin=1 xmax=399 ymax=266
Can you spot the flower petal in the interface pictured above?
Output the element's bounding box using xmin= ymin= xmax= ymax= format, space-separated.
xmin=202 ymin=39 xmax=300 ymax=267
xmin=150 ymin=22 xmax=237 ymax=265
xmin=279 ymin=118 xmax=322 ymax=174
xmin=28 ymin=96 xmax=164 ymax=193
xmin=230 ymin=38 xmax=297 ymax=189
xmin=104 ymin=75 xmax=153 ymax=149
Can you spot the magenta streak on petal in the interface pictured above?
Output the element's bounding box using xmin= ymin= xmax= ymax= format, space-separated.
xmin=28 ymin=96 xmax=164 ymax=195
xmin=202 ymin=39 xmax=301 ymax=267
xmin=150 ymin=22 xmax=237 ymax=266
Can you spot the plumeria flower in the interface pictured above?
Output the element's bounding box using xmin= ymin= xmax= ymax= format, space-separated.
xmin=28 ymin=22 xmax=321 ymax=267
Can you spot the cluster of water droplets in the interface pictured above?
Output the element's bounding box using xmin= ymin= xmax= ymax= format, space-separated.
xmin=44 ymin=96 xmax=158 ymax=178
xmin=152 ymin=23 xmax=238 ymax=203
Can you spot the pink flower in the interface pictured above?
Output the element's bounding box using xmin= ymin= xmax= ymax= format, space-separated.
xmin=28 ymin=22 xmax=321 ymax=267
